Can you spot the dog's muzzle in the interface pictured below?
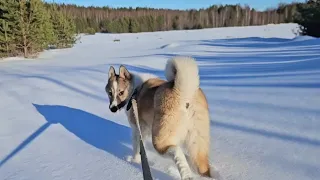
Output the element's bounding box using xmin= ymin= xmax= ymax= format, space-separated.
xmin=109 ymin=105 xmax=118 ymax=113
xmin=109 ymin=100 xmax=127 ymax=113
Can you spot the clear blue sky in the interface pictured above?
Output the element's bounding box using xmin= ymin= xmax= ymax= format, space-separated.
xmin=46 ymin=0 xmax=305 ymax=10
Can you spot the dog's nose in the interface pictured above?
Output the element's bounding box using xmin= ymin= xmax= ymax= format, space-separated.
xmin=109 ymin=105 xmax=118 ymax=113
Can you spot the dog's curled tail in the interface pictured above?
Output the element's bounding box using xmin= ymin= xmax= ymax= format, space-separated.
xmin=165 ymin=56 xmax=200 ymax=100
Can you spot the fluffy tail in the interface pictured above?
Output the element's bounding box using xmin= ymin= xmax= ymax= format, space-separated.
xmin=165 ymin=56 xmax=200 ymax=100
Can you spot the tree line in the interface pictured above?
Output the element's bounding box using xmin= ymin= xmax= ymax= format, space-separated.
xmin=1 ymin=0 xmax=319 ymax=59
xmin=0 ymin=0 xmax=76 ymax=58
xmin=51 ymin=2 xmax=301 ymax=34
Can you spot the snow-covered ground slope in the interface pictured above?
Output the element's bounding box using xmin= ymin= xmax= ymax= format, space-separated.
xmin=0 ymin=23 xmax=319 ymax=180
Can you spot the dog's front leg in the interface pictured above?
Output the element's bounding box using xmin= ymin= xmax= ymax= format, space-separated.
xmin=126 ymin=126 xmax=141 ymax=164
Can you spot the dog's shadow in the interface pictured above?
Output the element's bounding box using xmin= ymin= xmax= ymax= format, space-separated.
xmin=33 ymin=104 xmax=174 ymax=179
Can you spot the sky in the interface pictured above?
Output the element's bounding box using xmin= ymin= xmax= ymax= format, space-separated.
xmin=46 ymin=0 xmax=305 ymax=10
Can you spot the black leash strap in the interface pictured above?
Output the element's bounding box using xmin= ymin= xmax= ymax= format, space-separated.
xmin=131 ymin=97 xmax=153 ymax=180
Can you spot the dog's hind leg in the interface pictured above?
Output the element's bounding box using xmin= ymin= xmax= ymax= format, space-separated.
xmin=185 ymin=111 xmax=220 ymax=179
xmin=154 ymin=143 xmax=193 ymax=180
xmin=152 ymin=122 xmax=193 ymax=179
xmin=167 ymin=145 xmax=194 ymax=180
xmin=186 ymin=135 xmax=211 ymax=177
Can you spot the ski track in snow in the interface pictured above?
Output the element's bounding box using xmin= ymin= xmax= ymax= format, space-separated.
xmin=0 ymin=23 xmax=320 ymax=180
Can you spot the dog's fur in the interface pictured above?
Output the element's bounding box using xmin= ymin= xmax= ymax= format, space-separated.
xmin=105 ymin=56 xmax=215 ymax=179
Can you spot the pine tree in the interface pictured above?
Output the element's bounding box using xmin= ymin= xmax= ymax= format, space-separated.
xmin=0 ymin=20 xmax=10 ymax=57
xmin=28 ymin=0 xmax=55 ymax=54
xmin=128 ymin=18 xmax=139 ymax=33
xmin=1 ymin=0 xmax=77 ymax=58
xmin=16 ymin=0 xmax=30 ymax=57
xmin=172 ymin=15 xmax=179 ymax=30
xmin=4 ymin=0 xmax=51 ymax=58
xmin=133 ymin=18 xmax=140 ymax=33
xmin=49 ymin=4 xmax=76 ymax=48
xmin=294 ymin=0 xmax=320 ymax=37
xmin=0 ymin=0 xmax=20 ymax=57
xmin=156 ymin=15 xmax=165 ymax=31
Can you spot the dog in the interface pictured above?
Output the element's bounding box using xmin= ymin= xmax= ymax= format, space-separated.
xmin=105 ymin=56 xmax=216 ymax=179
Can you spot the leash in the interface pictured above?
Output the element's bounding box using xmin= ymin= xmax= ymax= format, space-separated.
xmin=131 ymin=97 xmax=154 ymax=180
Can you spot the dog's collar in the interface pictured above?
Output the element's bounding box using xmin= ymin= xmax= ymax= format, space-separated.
xmin=126 ymin=88 xmax=138 ymax=111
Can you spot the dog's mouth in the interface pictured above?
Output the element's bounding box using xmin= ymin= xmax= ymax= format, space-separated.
xmin=109 ymin=100 xmax=128 ymax=113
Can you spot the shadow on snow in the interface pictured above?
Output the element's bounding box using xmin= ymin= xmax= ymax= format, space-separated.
xmin=0 ymin=104 xmax=173 ymax=179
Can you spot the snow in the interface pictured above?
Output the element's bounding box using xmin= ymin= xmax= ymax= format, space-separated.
xmin=0 ymin=23 xmax=319 ymax=180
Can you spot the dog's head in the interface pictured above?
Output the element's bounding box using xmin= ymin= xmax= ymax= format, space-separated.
xmin=105 ymin=65 xmax=133 ymax=113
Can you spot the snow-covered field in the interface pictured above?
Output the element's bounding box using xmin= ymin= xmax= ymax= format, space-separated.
xmin=0 ymin=23 xmax=319 ymax=180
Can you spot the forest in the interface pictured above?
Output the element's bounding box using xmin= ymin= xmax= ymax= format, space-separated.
xmin=54 ymin=2 xmax=300 ymax=34
xmin=0 ymin=0 xmax=76 ymax=58
xmin=0 ymin=0 xmax=319 ymax=58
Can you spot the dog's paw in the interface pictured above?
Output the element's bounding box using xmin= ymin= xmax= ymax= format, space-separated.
xmin=126 ymin=155 xmax=141 ymax=164
xmin=181 ymin=175 xmax=194 ymax=180
xmin=166 ymin=166 xmax=181 ymax=179
xmin=209 ymin=164 xmax=223 ymax=180
xmin=167 ymin=166 xmax=194 ymax=180
xmin=181 ymin=174 xmax=194 ymax=180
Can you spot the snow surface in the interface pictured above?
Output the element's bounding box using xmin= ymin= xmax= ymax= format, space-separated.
xmin=0 ymin=23 xmax=319 ymax=180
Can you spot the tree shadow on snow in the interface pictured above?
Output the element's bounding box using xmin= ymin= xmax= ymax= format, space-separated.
xmin=211 ymin=121 xmax=320 ymax=147
xmin=198 ymin=37 xmax=320 ymax=49
xmin=33 ymin=104 xmax=174 ymax=179
xmin=0 ymin=121 xmax=51 ymax=167
xmin=0 ymin=104 xmax=174 ymax=179
xmin=33 ymin=104 xmax=132 ymax=159
xmin=120 ymin=36 xmax=319 ymax=90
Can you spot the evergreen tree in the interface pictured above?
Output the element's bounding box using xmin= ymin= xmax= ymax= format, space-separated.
xmin=128 ymin=18 xmax=133 ymax=33
xmin=156 ymin=15 xmax=165 ymax=31
xmin=294 ymin=0 xmax=320 ymax=37
xmin=129 ymin=18 xmax=139 ymax=33
xmin=85 ymin=27 xmax=96 ymax=35
xmin=16 ymin=0 xmax=30 ymax=57
xmin=0 ymin=0 xmax=20 ymax=57
xmin=49 ymin=4 xmax=76 ymax=48
xmin=2 ymin=0 xmax=54 ymax=57
xmin=147 ymin=15 xmax=156 ymax=31
xmin=100 ymin=19 xmax=110 ymax=32
xmin=172 ymin=15 xmax=179 ymax=30
xmin=28 ymin=0 xmax=55 ymax=54
xmin=0 ymin=20 xmax=10 ymax=57
xmin=0 ymin=0 xmax=77 ymax=58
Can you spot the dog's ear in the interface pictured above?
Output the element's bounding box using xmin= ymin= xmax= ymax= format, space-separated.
xmin=108 ymin=66 xmax=116 ymax=79
xmin=119 ymin=65 xmax=131 ymax=80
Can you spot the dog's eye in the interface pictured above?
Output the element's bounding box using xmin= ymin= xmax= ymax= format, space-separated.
xmin=119 ymin=91 xmax=124 ymax=96
xmin=108 ymin=91 xmax=112 ymax=96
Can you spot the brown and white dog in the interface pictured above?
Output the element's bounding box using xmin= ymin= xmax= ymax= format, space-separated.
xmin=105 ymin=56 xmax=217 ymax=180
